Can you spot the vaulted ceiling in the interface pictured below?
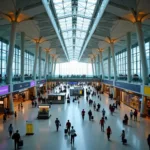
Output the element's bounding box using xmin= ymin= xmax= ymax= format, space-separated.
xmin=0 ymin=0 xmax=150 ymax=63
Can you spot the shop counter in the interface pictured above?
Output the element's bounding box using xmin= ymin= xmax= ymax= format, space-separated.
xmin=47 ymin=93 xmax=66 ymax=104
xmin=37 ymin=105 xmax=51 ymax=119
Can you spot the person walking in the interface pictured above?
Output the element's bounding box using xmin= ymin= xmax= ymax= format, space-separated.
xmin=97 ymin=103 xmax=101 ymax=111
xmin=3 ymin=114 xmax=6 ymax=123
xmin=102 ymin=108 xmax=106 ymax=117
xmin=100 ymin=117 xmax=105 ymax=132
xmin=12 ymin=130 xmax=20 ymax=150
xmin=66 ymin=120 xmax=71 ymax=134
xmin=81 ymin=109 xmax=85 ymax=120
xmin=130 ymin=110 xmax=133 ymax=120
xmin=133 ymin=109 xmax=138 ymax=121
xmin=8 ymin=124 xmax=13 ymax=137
xmin=35 ymin=101 xmax=37 ymax=107
xmin=70 ymin=126 xmax=76 ymax=145
xmin=55 ymin=118 xmax=60 ymax=131
xmin=106 ymin=126 xmax=112 ymax=141
xmin=88 ymin=110 xmax=92 ymax=121
xmin=14 ymin=111 xmax=17 ymax=118
xmin=93 ymin=102 xmax=96 ymax=111
xmin=147 ymin=134 xmax=150 ymax=150
xmin=120 ymin=130 xmax=126 ymax=145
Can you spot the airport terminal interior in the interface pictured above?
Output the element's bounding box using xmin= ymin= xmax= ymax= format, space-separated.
xmin=0 ymin=0 xmax=150 ymax=150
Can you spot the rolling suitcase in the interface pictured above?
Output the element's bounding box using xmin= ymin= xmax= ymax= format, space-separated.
xmin=91 ymin=116 xmax=94 ymax=120
xmin=64 ymin=129 xmax=68 ymax=134
xmin=123 ymin=139 xmax=127 ymax=144
xmin=18 ymin=140 xmax=23 ymax=146
xmin=67 ymin=100 xmax=70 ymax=103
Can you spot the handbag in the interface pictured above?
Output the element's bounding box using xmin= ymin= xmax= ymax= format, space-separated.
xmin=74 ymin=133 xmax=77 ymax=137
xmin=59 ymin=123 xmax=61 ymax=126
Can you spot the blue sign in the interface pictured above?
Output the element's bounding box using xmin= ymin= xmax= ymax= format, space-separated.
xmin=102 ymin=80 xmax=113 ymax=85
xmin=115 ymin=81 xmax=141 ymax=93
xmin=13 ymin=82 xmax=30 ymax=91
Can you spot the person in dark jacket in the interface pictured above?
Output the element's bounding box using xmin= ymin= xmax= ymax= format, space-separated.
xmin=55 ymin=118 xmax=60 ymax=131
xmin=147 ymin=134 xmax=150 ymax=150
xmin=12 ymin=130 xmax=20 ymax=150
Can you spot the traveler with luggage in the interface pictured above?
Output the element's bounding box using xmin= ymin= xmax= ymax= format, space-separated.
xmin=55 ymin=118 xmax=61 ymax=132
xmin=81 ymin=109 xmax=85 ymax=120
xmin=121 ymin=130 xmax=127 ymax=145
xmin=8 ymin=124 xmax=13 ymax=137
xmin=123 ymin=114 xmax=129 ymax=125
xmin=12 ymin=130 xmax=21 ymax=150
xmin=133 ymin=109 xmax=138 ymax=121
xmin=106 ymin=126 xmax=112 ymax=141
xmin=147 ymin=134 xmax=150 ymax=150
xmin=88 ymin=110 xmax=92 ymax=121
xmin=102 ymin=108 xmax=106 ymax=117
xmin=66 ymin=120 xmax=71 ymax=134
xmin=100 ymin=117 xmax=105 ymax=132
xmin=97 ymin=103 xmax=101 ymax=111
xmin=70 ymin=126 xmax=76 ymax=145
xmin=130 ymin=110 xmax=133 ymax=120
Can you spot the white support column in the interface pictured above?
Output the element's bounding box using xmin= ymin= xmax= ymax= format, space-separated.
xmin=33 ymin=42 xmax=39 ymax=80
xmin=99 ymin=51 xmax=104 ymax=79
xmin=44 ymin=51 xmax=49 ymax=78
xmin=108 ymin=47 xmax=111 ymax=80
xmin=97 ymin=54 xmax=100 ymax=77
xmin=38 ymin=47 xmax=42 ymax=80
xmin=6 ymin=22 xmax=17 ymax=84
xmin=135 ymin=21 xmax=148 ymax=85
xmin=20 ymin=32 xmax=25 ymax=82
xmin=110 ymin=43 xmax=117 ymax=81
xmin=126 ymin=32 xmax=132 ymax=82
xmin=50 ymin=56 xmax=54 ymax=76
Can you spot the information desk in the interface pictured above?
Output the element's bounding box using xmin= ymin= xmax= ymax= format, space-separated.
xmin=47 ymin=93 xmax=66 ymax=104
xmin=37 ymin=105 xmax=51 ymax=119
xmin=70 ymin=88 xmax=84 ymax=96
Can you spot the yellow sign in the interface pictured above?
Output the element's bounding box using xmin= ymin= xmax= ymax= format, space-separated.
xmin=80 ymin=90 xmax=82 ymax=94
xmin=144 ymin=86 xmax=150 ymax=96
xmin=26 ymin=121 xmax=34 ymax=135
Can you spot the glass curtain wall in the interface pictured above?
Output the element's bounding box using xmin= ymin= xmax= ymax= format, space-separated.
xmin=131 ymin=46 xmax=141 ymax=77
xmin=55 ymin=61 xmax=93 ymax=76
xmin=12 ymin=47 xmax=21 ymax=76
xmin=24 ymin=51 xmax=34 ymax=75
xmin=116 ymin=50 xmax=127 ymax=76
xmin=145 ymin=41 xmax=150 ymax=75
xmin=103 ymin=58 xmax=108 ymax=78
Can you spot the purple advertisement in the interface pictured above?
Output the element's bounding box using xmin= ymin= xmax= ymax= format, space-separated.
xmin=0 ymin=85 xmax=9 ymax=95
xmin=30 ymin=81 xmax=36 ymax=87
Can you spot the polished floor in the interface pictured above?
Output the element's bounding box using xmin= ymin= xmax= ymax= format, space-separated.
xmin=0 ymin=86 xmax=150 ymax=150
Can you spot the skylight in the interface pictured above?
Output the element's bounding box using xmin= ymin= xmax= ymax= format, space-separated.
xmin=52 ymin=0 xmax=97 ymax=60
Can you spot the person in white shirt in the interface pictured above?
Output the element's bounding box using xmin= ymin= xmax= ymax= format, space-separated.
xmin=70 ymin=126 xmax=76 ymax=145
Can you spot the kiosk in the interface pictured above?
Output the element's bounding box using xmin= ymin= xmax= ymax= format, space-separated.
xmin=47 ymin=93 xmax=66 ymax=104
xmin=37 ymin=105 xmax=51 ymax=119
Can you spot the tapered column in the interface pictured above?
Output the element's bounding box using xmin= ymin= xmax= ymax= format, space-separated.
xmin=135 ymin=21 xmax=148 ymax=85
xmin=91 ymin=58 xmax=94 ymax=76
xmin=126 ymin=32 xmax=132 ymax=82
xmin=99 ymin=51 xmax=104 ymax=79
xmin=108 ymin=47 xmax=111 ymax=80
xmin=8 ymin=85 xmax=14 ymax=113
xmin=50 ymin=56 xmax=54 ymax=76
xmin=33 ymin=42 xmax=39 ymax=80
xmin=20 ymin=32 xmax=25 ymax=82
xmin=97 ymin=54 xmax=100 ymax=77
xmin=110 ymin=43 xmax=117 ymax=81
xmin=94 ymin=57 xmax=97 ymax=76
xmin=38 ymin=47 xmax=42 ymax=80
xmin=6 ymin=22 xmax=17 ymax=84
xmin=140 ymin=96 xmax=147 ymax=117
xmin=47 ymin=55 xmax=50 ymax=76
xmin=44 ymin=51 xmax=49 ymax=78
xmin=52 ymin=58 xmax=57 ymax=76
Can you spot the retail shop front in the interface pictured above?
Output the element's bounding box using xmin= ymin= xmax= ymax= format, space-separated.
xmin=0 ymin=85 xmax=10 ymax=113
xmin=13 ymin=81 xmax=35 ymax=103
xmin=144 ymin=86 xmax=150 ymax=117
xmin=36 ymin=80 xmax=47 ymax=95
xmin=102 ymin=80 xmax=114 ymax=97
xmin=115 ymin=81 xmax=141 ymax=112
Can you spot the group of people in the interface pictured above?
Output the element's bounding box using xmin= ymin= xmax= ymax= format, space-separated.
xmin=55 ymin=119 xmax=77 ymax=145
